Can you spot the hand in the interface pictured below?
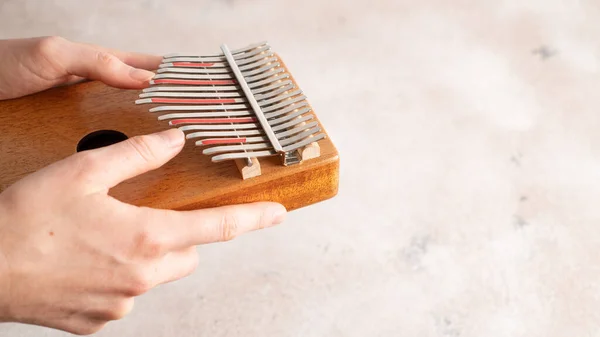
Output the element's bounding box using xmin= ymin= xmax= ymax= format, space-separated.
xmin=0 ymin=36 xmax=287 ymax=335
xmin=0 ymin=128 xmax=286 ymax=335
xmin=0 ymin=36 xmax=161 ymax=100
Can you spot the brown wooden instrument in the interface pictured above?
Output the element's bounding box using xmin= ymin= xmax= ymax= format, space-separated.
xmin=0 ymin=42 xmax=339 ymax=212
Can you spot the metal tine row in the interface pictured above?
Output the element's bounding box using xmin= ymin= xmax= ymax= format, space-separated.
xmin=210 ymin=133 xmax=326 ymax=162
xmin=136 ymin=52 xmax=288 ymax=104
xmin=193 ymin=120 xmax=320 ymax=146
xmin=157 ymin=103 xmax=310 ymax=122
xmin=203 ymin=126 xmax=322 ymax=155
xmin=138 ymin=41 xmax=325 ymax=163
xmin=139 ymin=82 xmax=295 ymax=101
xmin=177 ymin=109 xmax=314 ymax=132
xmin=142 ymin=89 xmax=306 ymax=113
xmin=202 ymin=127 xmax=321 ymax=155
xmin=179 ymin=113 xmax=323 ymax=158
xmin=150 ymin=63 xmax=282 ymax=81
xmin=156 ymin=56 xmax=279 ymax=75
xmin=141 ymin=78 xmax=292 ymax=93
xmin=154 ymin=48 xmax=276 ymax=80
xmin=161 ymin=41 xmax=270 ymax=62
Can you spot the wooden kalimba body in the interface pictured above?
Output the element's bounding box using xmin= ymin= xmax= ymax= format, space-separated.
xmin=0 ymin=42 xmax=339 ymax=211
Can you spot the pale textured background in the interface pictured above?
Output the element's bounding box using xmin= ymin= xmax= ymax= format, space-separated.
xmin=1 ymin=0 xmax=600 ymax=336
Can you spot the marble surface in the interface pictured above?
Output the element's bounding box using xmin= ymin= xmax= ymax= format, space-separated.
xmin=1 ymin=0 xmax=600 ymax=336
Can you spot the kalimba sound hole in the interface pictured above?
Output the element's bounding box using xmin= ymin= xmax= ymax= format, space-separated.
xmin=76 ymin=130 xmax=129 ymax=152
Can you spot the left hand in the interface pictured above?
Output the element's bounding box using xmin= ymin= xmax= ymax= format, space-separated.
xmin=0 ymin=36 xmax=161 ymax=100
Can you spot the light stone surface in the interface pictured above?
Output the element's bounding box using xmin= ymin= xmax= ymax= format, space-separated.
xmin=1 ymin=0 xmax=600 ymax=336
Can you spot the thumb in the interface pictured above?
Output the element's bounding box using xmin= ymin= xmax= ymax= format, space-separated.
xmin=79 ymin=128 xmax=185 ymax=189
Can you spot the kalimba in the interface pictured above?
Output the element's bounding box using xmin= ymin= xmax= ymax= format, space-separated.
xmin=0 ymin=42 xmax=339 ymax=211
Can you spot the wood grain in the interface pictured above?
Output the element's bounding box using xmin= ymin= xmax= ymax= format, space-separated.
xmin=0 ymin=57 xmax=339 ymax=212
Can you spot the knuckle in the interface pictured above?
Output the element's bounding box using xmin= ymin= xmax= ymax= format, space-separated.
xmin=74 ymin=151 xmax=100 ymax=170
xmin=69 ymin=151 xmax=101 ymax=183
xmin=126 ymin=269 xmax=153 ymax=296
xmin=219 ymin=212 xmax=240 ymax=241
xmin=133 ymin=228 xmax=165 ymax=258
xmin=104 ymin=298 xmax=134 ymax=321
xmin=95 ymin=51 xmax=118 ymax=68
xmin=127 ymin=135 xmax=158 ymax=164
xmin=35 ymin=36 xmax=66 ymax=57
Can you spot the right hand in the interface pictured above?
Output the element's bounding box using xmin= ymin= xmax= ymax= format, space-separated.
xmin=0 ymin=128 xmax=287 ymax=335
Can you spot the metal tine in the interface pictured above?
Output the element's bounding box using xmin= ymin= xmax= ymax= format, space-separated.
xmin=247 ymin=74 xmax=290 ymax=89
xmin=158 ymin=111 xmax=253 ymax=120
xmin=282 ymin=133 xmax=327 ymax=152
xmin=202 ymin=126 xmax=321 ymax=155
xmin=178 ymin=123 xmax=260 ymax=131
xmin=251 ymin=79 xmax=293 ymax=94
xmin=253 ymin=83 xmax=295 ymax=100
xmin=186 ymin=129 xmax=263 ymax=139
xmin=234 ymin=51 xmax=275 ymax=66
xmin=196 ymin=135 xmax=268 ymax=146
xmin=245 ymin=68 xmax=285 ymax=83
xmin=258 ymin=89 xmax=303 ymax=107
xmin=238 ymin=57 xmax=278 ymax=71
xmin=262 ymin=95 xmax=307 ymax=113
xmin=163 ymin=42 xmax=270 ymax=61
xmin=211 ymin=150 xmax=276 ymax=162
xmin=242 ymin=62 xmax=280 ymax=77
xmin=272 ymin=115 xmax=314 ymax=132
xmin=203 ymin=143 xmax=272 ymax=155
xmin=153 ymin=73 xmax=233 ymax=80
xmin=264 ymin=102 xmax=309 ymax=119
xmin=278 ymin=126 xmax=322 ymax=146
xmin=275 ymin=121 xmax=319 ymax=138
xmin=268 ymin=108 xmax=311 ymax=126
xmin=156 ymin=66 xmax=232 ymax=74
xmin=149 ymin=104 xmax=248 ymax=112
xmin=139 ymin=91 xmax=242 ymax=98
xmin=159 ymin=61 xmax=227 ymax=69
xmin=143 ymin=85 xmax=239 ymax=92
xmin=135 ymin=97 xmax=246 ymax=104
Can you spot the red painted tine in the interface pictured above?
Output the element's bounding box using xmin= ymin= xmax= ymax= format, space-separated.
xmin=172 ymin=62 xmax=215 ymax=67
xmin=152 ymin=79 xmax=236 ymax=85
xmin=150 ymin=98 xmax=239 ymax=104
xmin=199 ymin=138 xmax=248 ymax=145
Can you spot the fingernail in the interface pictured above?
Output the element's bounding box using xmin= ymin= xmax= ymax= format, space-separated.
xmin=157 ymin=128 xmax=185 ymax=148
xmin=130 ymin=67 xmax=155 ymax=82
xmin=271 ymin=204 xmax=287 ymax=225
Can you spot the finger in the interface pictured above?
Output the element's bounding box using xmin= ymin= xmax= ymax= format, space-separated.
xmin=77 ymin=42 xmax=162 ymax=70
xmin=78 ymin=128 xmax=185 ymax=190
xmin=137 ymin=201 xmax=288 ymax=250
xmin=58 ymin=39 xmax=157 ymax=89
